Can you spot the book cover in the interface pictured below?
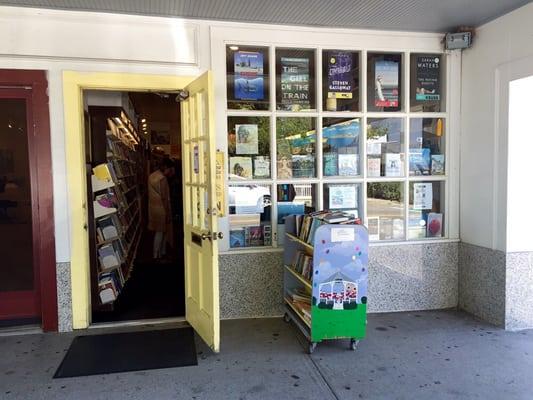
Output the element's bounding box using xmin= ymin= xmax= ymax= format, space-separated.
xmin=229 ymin=156 xmax=253 ymax=179
xmin=380 ymin=217 xmax=393 ymax=240
xmin=277 ymin=202 xmax=305 ymax=224
xmin=384 ymin=153 xmax=402 ymax=176
xmin=280 ymin=57 xmax=310 ymax=111
xmin=431 ymin=154 xmax=445 ymax=175
xmin=247 ymin=226 xmax=264 ymax=246
xmin=291 ymin=154 xmax=315 ymax=178
xmin=97 ymin=216 xmax=119 ymax=240
xmin=375 ymin=60 xmax=399 ymax=107
xmin=253 ymin=156 xmax=270 ymax=178
xmin=367 ymin=156 xmax=381 ymax=177
xmin=367 ymin=216 xmax=380 ymax=241
xmin=234 ymin=51 xmax=264 ymax=101
xmin=323 ymin=152 xmax=338 ymax=176
xmin=235 ymin=124 xmax=259 ymax=155
xmin=408 ymin=213 xmax=427 ymax=239
xmin=415 ymin=55 xmax=441 ymax=101
xmin=229 ymin=229 xmax=245 ymax=248
xmin=338 ymin=153 xmax=359 ymax=176
xmin=409 ymin=148 xmax=431 ymax=175
xmin=427 ymin=212 xmax=443 ymax=237
xmin=326 ymin=51 xmax=354 ymax=100
xmin=276 ymin=155 xmax=293 ymax=179
xmin=392 ymin=218 xmax=404 ymax=240
xmin=98 ymin=244 xmax=120 ymax=270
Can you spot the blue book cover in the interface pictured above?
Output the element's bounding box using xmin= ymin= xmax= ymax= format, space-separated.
xmin=277 ymin=202 xmax=305 ymax=224
xmin=234 ymin=51 xmax=264 ymax=101
xmin=230 ymin=229 xmax=246 ymax=248
xmin=323 ymin=152 xmax=338 ymax=176
xmin=409 ymin=148 xmax=431 ymax=175
xmin=327 ymin=51 xmax=354 ymax=99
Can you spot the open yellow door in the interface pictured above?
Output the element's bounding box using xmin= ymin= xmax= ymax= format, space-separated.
xmin=181 ymin=71 xmax=220 ymax=352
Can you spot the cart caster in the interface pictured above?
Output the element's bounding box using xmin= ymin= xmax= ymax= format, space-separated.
xmin=350 ymin=339 xmax=359 ymax=351
xmin=308 ymin=342 xmax=317 ymax=354
xmin=283 ymin=313 xmax=291 ymax=323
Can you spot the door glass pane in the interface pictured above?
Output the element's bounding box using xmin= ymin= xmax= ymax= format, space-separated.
xmin=0 ymin=98 xmax=34 ymax=292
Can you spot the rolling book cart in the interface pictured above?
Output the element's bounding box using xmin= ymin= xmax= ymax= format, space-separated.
xmin=283 ymin=214 xmax=368 ymax=353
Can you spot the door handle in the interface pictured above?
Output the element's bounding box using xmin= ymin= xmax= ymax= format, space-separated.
xmin=217 ymin=232 xmax=223 ymax=239
xmin=201 ymin=232 xmax=211 ymax=241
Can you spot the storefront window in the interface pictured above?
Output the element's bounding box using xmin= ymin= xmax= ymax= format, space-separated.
xmin=224 ymin=44 xmax=451 ymax=249
xmin=322 ymin=50 xmax=360 ymax=112
xmin=276 ymin=48 xmax=316 ymax=112
xmin=227 ymin=116 xmax=271 ymax=180
xmin=323 ymin=118 xmax=361 ymax=177
xmin=226 ymin=45 xmax=270 ymax=110
xmin=410 ymin=53 xmax=446 ymax=112
xmin=366 ymin=118 xmax=404 ymax=177
xmin=409 ymin=118 xmax=445 ymax=176
xmin=367 ymin=182 xmax=405 ymax=241
xmin=228 ymin=183 xmax=272 ymax=248
xmin=367 ymin=52 xmax=403 ymax=112
xmin=408 ymin=181 xmax=445 ymax=239
xmin=276 ymin=117 xmax=316 ymax=179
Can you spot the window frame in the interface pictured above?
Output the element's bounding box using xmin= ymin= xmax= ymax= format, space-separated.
xmin=213 ymin=25 xmax=460 ymax=253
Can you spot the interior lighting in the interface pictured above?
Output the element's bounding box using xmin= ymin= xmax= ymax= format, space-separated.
xmin=229 ymin=45 xmax=239 ymax=51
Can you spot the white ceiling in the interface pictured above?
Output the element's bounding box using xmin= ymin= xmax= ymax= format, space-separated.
xmin=0 ymin=0 xmax=531 ymax=32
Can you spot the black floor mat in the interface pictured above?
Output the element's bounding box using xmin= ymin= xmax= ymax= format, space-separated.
xmin=54 ymin=327 xmax=197 ymax=378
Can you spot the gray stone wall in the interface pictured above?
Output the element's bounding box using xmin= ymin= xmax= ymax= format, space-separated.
xmin=56 ymin=262 xmax=73 ymax=332
xmin=219 ymin=241 xmax=459 ymax=319
xmin=505 ymin=252 xmax=533 ymax=330
xmin=458 ymin=243 xmax=506 ymax=326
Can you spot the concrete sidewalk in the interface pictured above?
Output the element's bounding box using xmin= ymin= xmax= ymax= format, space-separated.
xmin=1 ymin=310 xmax=533 ymax=400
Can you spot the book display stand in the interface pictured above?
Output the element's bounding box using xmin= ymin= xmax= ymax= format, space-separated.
xmin=90 ymin=114 xmax=144 ymax=306
xmin=283 ymin=214 xmax=368 ymax=353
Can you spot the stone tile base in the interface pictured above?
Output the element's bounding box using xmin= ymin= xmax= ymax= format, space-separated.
xmin=56 ymin=262 xmax=72 ymax=332
xmin=506 ymin=252 xmax=533 ymax=330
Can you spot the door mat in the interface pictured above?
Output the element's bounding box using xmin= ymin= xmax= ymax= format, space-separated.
xmin=54 ymin=327 xmax=197 ymax=378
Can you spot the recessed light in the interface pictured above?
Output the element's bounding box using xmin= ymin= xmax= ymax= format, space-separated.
xmin=141 ymin=118 xmax=146 ymax=123
xmin=229 ymin=45 xmax=239 ymax=51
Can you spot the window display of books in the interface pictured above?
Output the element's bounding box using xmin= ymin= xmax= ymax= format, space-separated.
xmin=229 ymin=224 xmax=272 ymax=248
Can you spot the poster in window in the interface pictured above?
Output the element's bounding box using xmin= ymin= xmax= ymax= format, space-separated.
xmin=281 ymin=57 xmax=310 ymax=111
xmin=235 ymin=124 xmax=258 ymax=155
xmin=329 ymin=184 xmax=357 ymax=209
xmin=415 ymin=56 xmax=440 ymax=101
xmin=327 ymin=51 xmax=353 ymax=99
xmin=234 ymin=51 xmax=264 ymax=101
xmin=374 ymin=60 xmax=399 ymax=107
xmin=229 ymin=156 xmax=252 ymax=179
xmin=413 ymin=182 xmax=433 ymax=210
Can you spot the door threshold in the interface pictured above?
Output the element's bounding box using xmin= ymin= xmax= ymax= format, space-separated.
xmin=89 ymin=316 xmax=187 ymax=330
xmin=0 ymin=325 xmax=43 ymax=337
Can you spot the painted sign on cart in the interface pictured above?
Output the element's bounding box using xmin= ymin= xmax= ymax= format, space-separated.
xmin=311 ymin=224 xmax=368 ymax=342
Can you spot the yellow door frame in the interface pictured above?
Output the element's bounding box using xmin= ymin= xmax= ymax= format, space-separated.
xmin=63 ymin=71 xmax=197 ymax=329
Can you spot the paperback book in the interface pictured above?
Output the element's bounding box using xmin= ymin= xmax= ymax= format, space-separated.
xmin=375 ymin=60 xmax=399 ymax=107
xmin=234 ymin=50 xmax=264 ymax=101
xmin=409 ymin=148 xmax=431 ymax=175
xmin=384 ymin=153 xmax=402 ymax=176
xmin=280 ymin=57 xmax=311 ymax=111
xmin=431 ymin=154 xmax=445 ymax=175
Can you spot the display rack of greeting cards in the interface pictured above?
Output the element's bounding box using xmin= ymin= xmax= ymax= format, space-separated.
xmin=283 ymin=213 xmax=368 ymax=353
xmin=89 ymin=114 xmax=144 ymax=308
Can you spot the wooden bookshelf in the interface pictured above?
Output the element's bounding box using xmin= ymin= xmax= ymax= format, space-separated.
xmin=87 ymin=106 xmax=146 ymax=309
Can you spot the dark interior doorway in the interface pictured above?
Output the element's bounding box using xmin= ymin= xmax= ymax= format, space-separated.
xmin=84 ymin=90 xmax=185 ymax=324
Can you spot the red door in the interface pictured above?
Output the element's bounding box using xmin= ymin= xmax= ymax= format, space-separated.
xmin=0 ymin=88 xmax=41 ymax=323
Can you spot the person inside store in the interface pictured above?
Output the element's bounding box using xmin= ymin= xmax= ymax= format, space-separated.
xmin=148 ymin=157 xmax=175 ymax=260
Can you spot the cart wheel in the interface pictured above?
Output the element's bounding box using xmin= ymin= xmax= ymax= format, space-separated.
xmin=350 ymin=339 xmax=359 ymax=351
xmin=283 ymin=313 xmax=291 ymax=323
xmin=308 ymin=342 xmax=317 ymax=354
